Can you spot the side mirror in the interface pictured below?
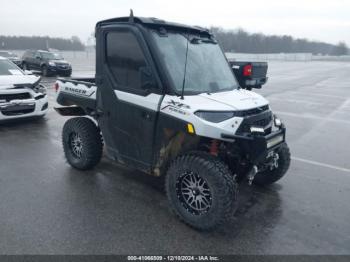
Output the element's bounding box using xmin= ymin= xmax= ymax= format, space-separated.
xmin=24 ymin=70 xmax=33 ymax=75
xmin=36 ymin=56 xmax=41 ymax=60
xmin=139 ymin=66 xmax=156 ymax=90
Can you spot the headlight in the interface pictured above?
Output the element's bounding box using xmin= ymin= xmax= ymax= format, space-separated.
xmin=274 ymin=115 xmax=282 ymax=127
xmin=48 ymin=61 xmax=56 ymax=66
xmin=195 ymin=111 xmax=235 ymax=123
xmin=33 ymin=84 xmax=47 ymax=94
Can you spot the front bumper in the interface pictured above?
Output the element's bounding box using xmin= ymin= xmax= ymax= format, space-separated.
xmin=48 ymin=65 xmax=72 ymax=75
xmin=0 ymin=90 xmax=48 ymax=121
xmin=221 ymin=126 xmax=286 ymax=164
xmin=245 ymin=77 xmax=268 ymax=88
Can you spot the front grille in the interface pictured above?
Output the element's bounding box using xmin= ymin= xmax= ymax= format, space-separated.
xmin=235 ymin=105 xmax=269 ymax=117
xmin=0 ymin=93 xmax=31 ymax=102
xmin=237 ymin=110 xmax=273 ymax=134
xmin=1 ymin=103 xmax=36 ymax=116
xmin=2 ymin=108 xmax=35 ymax=116
xmin=254 ymin=116 xmax=272 ymax=127
xmin=55 ymin=63 xmax=69 ymax=68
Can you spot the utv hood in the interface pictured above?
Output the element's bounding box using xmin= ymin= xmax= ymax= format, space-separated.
xmin=198 ymin=89 xmax=269 ymax=111
xmin=0 ymin=75 xmax=40 ymax=90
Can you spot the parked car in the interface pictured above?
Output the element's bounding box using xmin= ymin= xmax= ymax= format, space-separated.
xmin=0 ymin=56 xmax=48 ymax=121
xmin=54 ymin=14 xmax=290 ymax=231
xmin=21 ymin=50 xmax=72 ymax=77
xmin=0 ymin=51 xmax=22 ymax=67
xmin=229 ymin=60 xmax=268 ymax=90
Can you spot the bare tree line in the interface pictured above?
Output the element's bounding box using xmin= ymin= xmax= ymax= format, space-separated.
xmin=0 ymin=35 xmax=85 ymax=51
xmin=0 ymin=29 xmax=348 ymax=56
xmin=211 ymin=27 xmax=349 ymax=55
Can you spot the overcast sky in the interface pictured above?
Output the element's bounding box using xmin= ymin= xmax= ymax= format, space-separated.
xmin=1 ymin=0 xmax=350 ymax=45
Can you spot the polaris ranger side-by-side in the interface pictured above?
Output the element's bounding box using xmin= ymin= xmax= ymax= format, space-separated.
xmin=54 ymin=14 xmax=290 ymax=230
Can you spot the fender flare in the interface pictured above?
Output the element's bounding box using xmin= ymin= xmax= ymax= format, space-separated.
xmin=54 ymin=106 xmax=86 ymax=116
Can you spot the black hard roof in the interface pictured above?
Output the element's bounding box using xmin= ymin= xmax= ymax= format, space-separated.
xmin=96 ymin=16 xmax=210 ymax=34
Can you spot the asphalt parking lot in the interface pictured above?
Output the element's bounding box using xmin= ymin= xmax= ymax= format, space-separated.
xmin=0 ymin=61 xmax=350 ymax=255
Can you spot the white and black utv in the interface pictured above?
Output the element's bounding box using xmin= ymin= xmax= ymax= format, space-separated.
xmin=55 ymin=14 xmax=290 ymax=231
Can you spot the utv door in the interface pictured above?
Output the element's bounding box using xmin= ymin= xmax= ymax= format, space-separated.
xmin=96 ymin=26 xmax=162 ymax=172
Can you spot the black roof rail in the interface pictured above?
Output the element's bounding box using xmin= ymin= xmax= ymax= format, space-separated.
xmin=96 ymin=16 xmax=210 ymax=35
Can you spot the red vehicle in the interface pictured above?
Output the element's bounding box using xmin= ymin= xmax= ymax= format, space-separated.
xmin=229 ymin=60 xmax=268 ymax=90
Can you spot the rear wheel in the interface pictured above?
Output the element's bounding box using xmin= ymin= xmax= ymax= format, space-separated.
xmin=253 ymin=143 xmax=291 ymax=186
xmin=165 ymin=152 xmax=238 ymax=231
xmin=62 ymin=117 xmax=103 ymax=170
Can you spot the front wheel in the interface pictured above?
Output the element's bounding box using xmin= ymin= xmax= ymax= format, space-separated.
xmin=42 ymin=65 xmax=49 ymax=77
xmin=253 ymin=143 xmax=291 ymax=186
xmin=62 ymin=117 xmax=103 ymax=170
xmin=165 ymin=153 xmax=238 ymax=231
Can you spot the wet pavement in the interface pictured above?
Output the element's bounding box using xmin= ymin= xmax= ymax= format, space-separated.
xmin=0 ymin=61 xmax=350 ymax=254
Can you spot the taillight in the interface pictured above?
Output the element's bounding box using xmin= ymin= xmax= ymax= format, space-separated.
xmin=243 ymin=64 xmax=252 ymax=76
xmin=54 ymin=83 xmax=59 ymax=92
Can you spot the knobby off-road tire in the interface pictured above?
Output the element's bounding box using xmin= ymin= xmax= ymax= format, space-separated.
xmin=165 ymin=152 xmax=238 ymax=231
xmin=62 ymin=117 xmax=103 ymax=170
xmin=253 ymin=143 xmax=291 ymax=186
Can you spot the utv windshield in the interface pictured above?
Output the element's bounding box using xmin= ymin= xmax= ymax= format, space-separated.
xmin=151 ymin=30 xmax=238 ymax=94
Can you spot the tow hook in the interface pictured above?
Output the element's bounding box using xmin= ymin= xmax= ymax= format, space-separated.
xmin=270 ymin=153 xmax=279 ymax=170
xmin=248 ymin=165 xmax=258 ymax=185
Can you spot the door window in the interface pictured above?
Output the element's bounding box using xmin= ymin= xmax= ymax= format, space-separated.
xmin=106 ymin=31 xmax=149 ymax=93
xmin=34 ymin=51 xmax=41 ymax=59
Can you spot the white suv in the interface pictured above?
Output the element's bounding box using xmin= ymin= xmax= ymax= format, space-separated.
xmin=0 ymin=56 xmax=48 ymax=121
